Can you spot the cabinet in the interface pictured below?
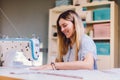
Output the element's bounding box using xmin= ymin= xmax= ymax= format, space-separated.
xmin=48 ymin=1 xmax=118 ymax=70
xmin=79 ymin=1 xmax=118 ymax=70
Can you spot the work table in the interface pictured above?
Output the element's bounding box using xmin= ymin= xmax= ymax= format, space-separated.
xmin=0 ymin=67 xmax=120 ymax=80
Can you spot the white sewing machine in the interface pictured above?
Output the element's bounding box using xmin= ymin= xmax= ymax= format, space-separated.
xmin=0 ymin=38 xmax=41 ymax=67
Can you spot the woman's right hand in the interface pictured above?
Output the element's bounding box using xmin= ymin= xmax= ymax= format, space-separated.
xmin=29 ymin=64 xmax=53 ymax=70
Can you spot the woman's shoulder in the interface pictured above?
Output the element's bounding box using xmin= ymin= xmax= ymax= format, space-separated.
xmin=82 ymin=34 xmax=93 ymax=41
xmin=81 ymin=34 xmax=96 ymax=51
xmin=81 ymin=34 xmax=95 ymax=45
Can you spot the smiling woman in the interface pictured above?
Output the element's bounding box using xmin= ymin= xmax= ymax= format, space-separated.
xmin=30 ymin=10 xmax=97 ymax=70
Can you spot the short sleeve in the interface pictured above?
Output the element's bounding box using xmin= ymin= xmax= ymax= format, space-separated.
xmin=78 ymin=34 xmax=97 ymax=60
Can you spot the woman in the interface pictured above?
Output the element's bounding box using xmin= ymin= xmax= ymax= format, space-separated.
xmin=31 ymin=10 xmax=97 ymax=70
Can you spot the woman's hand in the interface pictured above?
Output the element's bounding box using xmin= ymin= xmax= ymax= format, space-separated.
xmin=30 ymin=64 xmax=53 ymax=70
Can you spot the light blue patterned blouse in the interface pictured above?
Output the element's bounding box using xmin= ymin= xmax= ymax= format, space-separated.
xmin=63 ymin=34 xmax=97 ymax=69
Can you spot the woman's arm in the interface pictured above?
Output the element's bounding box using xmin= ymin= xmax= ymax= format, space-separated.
xmin=55 ymin=53 xmax=94 ymax=70
xmin=30 ymin=53 xmax=94 ymax=70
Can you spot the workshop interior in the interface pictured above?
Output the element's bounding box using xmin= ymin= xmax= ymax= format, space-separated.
xmin=0 ymin=0 xmax=120 ymax=80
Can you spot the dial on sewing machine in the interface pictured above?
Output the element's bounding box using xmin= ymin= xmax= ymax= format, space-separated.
xmin=0 ymin=38 xmax=41 ymax=67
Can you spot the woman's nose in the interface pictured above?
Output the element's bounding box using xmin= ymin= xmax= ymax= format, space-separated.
xmin=61 ymin=27 xmax=65 ymax=32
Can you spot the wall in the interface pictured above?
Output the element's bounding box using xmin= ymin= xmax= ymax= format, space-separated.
xmin=117 ymin=0 xmax=120 ymax=67
xmin=0 ymin=0 xmax=54 ymax=64
xmin=113 ymin=0 xmax=120 ymax=67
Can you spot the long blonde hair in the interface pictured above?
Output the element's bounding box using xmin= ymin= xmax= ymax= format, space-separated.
xmin=56 ymin=10 xmax=84 ymax=62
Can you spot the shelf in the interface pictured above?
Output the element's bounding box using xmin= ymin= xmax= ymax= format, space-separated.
xmin=52 ymin=25 xmax=57 ymax=27
xmin=93 ymin=37 xmax=110 ymax=40
xmin=86 ymin=20 xmax=110 ymax=24
xmin=52 ymin=37 xmax=57 ymax=40
xmin=81 ymin=1 xmax=112 ymax=7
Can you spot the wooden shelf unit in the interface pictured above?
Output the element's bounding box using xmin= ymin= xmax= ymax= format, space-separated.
xmin=79 ymin=1 xmax=118 ymax=70
xmin=48 ymin=1 xmax=118 ymax=70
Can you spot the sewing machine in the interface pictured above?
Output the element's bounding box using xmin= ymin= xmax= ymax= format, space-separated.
xmin=0 ymin=38 xmax=41 ymax=67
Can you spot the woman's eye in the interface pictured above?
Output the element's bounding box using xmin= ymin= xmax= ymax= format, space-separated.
xmin=63 ymin=24 xmax=67 ymax=28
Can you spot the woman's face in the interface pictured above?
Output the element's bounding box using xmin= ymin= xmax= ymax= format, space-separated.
xmin=59 ymin=18 xmax=75 ymax=38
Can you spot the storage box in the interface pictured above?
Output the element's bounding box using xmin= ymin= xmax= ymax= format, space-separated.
xmin=93 ymin=8 xmax=110 ymax=21
xmin=93 ymin=23 xmax=110 ymax=38
xmin=95 ymin=42 xmax=110 ymax=55
xmin=73 ymin=0 xmax=90 ymax=6
xmin=55 ymin=0 xmax=72 ymax=6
